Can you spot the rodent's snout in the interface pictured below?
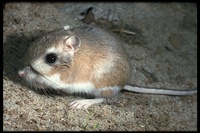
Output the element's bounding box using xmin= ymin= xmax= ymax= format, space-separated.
xmin=18 ymin=66 xmax=30 ymax=78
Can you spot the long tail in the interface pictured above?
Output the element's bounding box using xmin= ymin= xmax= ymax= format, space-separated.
xmin=124 ymin=84 xmax=197 ymax=96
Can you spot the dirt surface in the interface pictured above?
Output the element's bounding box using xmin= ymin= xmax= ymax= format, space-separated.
xmin=3 ymin=2 xmax=197 ymax=131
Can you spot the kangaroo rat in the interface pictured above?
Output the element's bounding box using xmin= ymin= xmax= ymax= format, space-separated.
xmin=18 ymin=25 xmax=197 ymax=109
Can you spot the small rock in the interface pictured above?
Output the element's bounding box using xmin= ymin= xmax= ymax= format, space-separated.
xmin=19 ymin=113 xmax=29 ymax=121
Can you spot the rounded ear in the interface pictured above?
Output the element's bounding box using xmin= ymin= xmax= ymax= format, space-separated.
xmin=63 ymin=36 xmax=81 ymax=53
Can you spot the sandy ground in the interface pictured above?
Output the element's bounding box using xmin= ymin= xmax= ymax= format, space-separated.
xmin=3 ymin=2 xmax=197 ymax=131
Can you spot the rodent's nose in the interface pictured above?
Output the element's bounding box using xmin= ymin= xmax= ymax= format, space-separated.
xmin=18 ymin=70 xmax=25 ymax=78
xmin=18 ymin=66 xmax=30 ymax=78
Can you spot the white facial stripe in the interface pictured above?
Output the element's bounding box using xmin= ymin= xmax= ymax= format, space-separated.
xmin=46 ymin=47 xmax=56 ymax=53
xmin=46 ymin=47 xmax=62 ymax=54
xmin=31 ymin=58 xmax=52 ymax=74
xmin=44 ymin=73 xmax=95 ymax=93
xmin=46 ymin=45 xmax=65 ymax=55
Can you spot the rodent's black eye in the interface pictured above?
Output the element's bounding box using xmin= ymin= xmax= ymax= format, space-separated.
xmin=45 ymin=53 xmax=57 ymax=64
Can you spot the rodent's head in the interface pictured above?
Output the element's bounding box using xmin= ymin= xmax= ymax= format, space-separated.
xmin=18 ymin=28 xmax=81 ymax=90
